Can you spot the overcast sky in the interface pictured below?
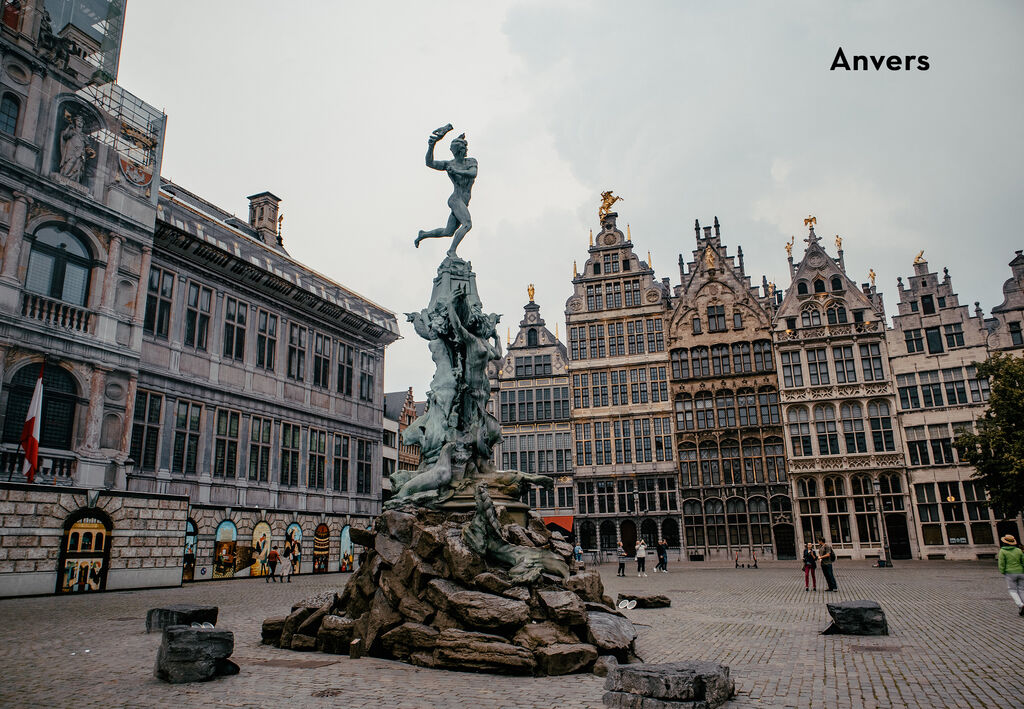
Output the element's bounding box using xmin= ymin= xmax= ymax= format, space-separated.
xmin=117 ymin=1 xmax=1024 ymax=400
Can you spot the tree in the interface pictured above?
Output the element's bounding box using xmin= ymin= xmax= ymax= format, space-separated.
xmin=956 ymin=353 xmax=1024 ymax=517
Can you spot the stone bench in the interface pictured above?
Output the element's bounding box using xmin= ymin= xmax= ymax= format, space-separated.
xmin=146 ymin=604 xmax=219 ymax=633
xmin=154 ymin=625 xmax=239 ymax=684
xmin=603 ymin=661 xmax=735 ymax=708
xmin=616 ymin=592 xmax=671 ymax=609
xmin=822 ymin=600 xmax=888 ymax=636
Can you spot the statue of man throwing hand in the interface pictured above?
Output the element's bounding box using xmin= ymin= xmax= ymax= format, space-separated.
xmin=415 ymin=124 xmax=477 ymax=257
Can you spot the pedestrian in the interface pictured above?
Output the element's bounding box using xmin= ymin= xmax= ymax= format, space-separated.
xmin=802 ymin=542 xmax=817 ymax=592
xmin=616 ymin=542 xmax=627 ymax=577
xmin=997 ymin=534 xmax=1024 ymax=616
xmin=266 ymin=546 xmax=280 ymax=583
xmin=573 ymin=543 xmax=583 ymax=563
xmin=655 ymin=538 xmax=668 ymax=573
xmin=279 ymin=549 xmax=293 ymax=583
xmin=636 ymin=540 xmax=648 ymax=577
xmin=816 ymin=537 xmax=837 ymax=591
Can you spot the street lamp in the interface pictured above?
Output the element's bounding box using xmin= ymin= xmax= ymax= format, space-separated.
xmin=873 ymin=478 xmax=893 ymax=568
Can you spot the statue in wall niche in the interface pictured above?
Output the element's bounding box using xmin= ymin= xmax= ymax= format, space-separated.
xmin=59 ymin=111 xmax=93 ymax=183
xmin=414 ymin=124 xmax=477 ymax=257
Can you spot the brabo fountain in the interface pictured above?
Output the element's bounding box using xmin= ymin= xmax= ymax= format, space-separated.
xmin=261 ymin=125 xmax=638 ymax=676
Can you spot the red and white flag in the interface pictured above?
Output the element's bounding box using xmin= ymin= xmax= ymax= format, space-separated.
xmin=20 ymin=365 xmax=43 ymax=484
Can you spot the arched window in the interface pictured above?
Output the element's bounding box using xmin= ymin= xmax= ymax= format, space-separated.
xmin=683 ymin=499 xmax=704 ymax=549
xmin=690 ymin=347 xmax=710 ymax=378
xmin=797 ymin=281 xmax=809 ymax=295
xmin=678 ymin=442 xmax=698 ymax=486
xmin=0 ymin=93 xmax=19 ymax=134
xmin=710 ymin=344 xmax=731 ymax=375
xmin=598 ymin=520 xmax=617 ymax=550
xmin=787 ymin=406 xmax=811 ymax=456
xmin=742 ymin=438 xmax=763 ymax=483
xmin=25 ymin=225 xmax=92 ymax=306
xmin=720 ymin=438 xmax=741 ymax=485
xmin=840 ymin=402 xmax=867 ymax=453
xmin=764 ymin=436 xmax=786 ymax=482
xmin=2 ymin=363 xmax=77 ymax=450
xmin=699 ymin=441 xmax=720 ymax=485
xmin=715 ymin=390 xmax=736 ymax=427
xmin=726 ymin=498 xmax=748 ymax=547
xmin=814 ymin=405 xmax=839 ymax=455
xmin=831 ymin=276 xmax=844 ymax=292
xmin=670 ymin=348 xmax=689 ymax=379
xmin=705 ymin=499 xmax=726 ymax=546
xmin=749 ymin=497 xmax=771 ymax=545
xmin=694 ymin=392 xmax=714 ymax=429
xmin=674 ymin=394 xmax=694 ymax=431
xmin=814 ymin=279 xmax=826 ymax=293
xmin=527 ymin=329 xmax=538 ymax=347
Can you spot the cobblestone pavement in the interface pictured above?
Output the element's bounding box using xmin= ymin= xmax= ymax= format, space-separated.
xmin=0 ymin=560 xmax=1020 ymax=708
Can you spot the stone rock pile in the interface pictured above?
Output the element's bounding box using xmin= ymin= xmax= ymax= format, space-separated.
xmin=262 ymin=506 xmax=640 ymax=676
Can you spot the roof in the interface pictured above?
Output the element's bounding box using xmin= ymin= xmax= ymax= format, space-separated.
xmin=157 ymin=179 xmax=399 ymax=344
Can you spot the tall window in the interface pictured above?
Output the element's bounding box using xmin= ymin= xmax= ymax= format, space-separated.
xmin=25 ymin=225 xmax=92 ymax=306
xmin=172 ymin=400 xmax=202 ymax=475
xmin=0 ymin=93 xmax=19 ymax=134
xmin=248 ymin=416 xmax=272 ymax=481
xmin=183 ymin=282 xmax=212 ymax=350
xmin=312 ymin=332 xmax=331 ymax=388
xmin=280 ymin=423 xmax=301 ymax=486
xmin=333 ymin=433 xmax=350 ymax=491
xmin=308 ymin=428 xmax=326 ymax=488
xmin=213 ymin=410 xmax=239 ymax=478
xmin=256 ymin=309 xmax=277 ymax=371
xmin=222 ymin=297 xmax=246 ymax=360
xmin=287 ymin=324 xmax=306 ymax=381
xmin=129 ymin=390 xmax=162 ymax=471
xmin=356 ymin=439 xmax=373 ymax=494
xmin=359 ymin=352 xmax=375 ymax=402
xmin=337 ymin=343 xmax=355 ymax=396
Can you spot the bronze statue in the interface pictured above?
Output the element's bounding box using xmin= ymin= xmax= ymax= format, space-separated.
xmin=415 ymin=124 xmax=478 ymax=257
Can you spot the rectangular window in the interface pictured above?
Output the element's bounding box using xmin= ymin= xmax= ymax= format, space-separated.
xmin=904 ymin=329 xmax=924 ymax=353
xmin=781 ymin=351 xmax=803 ymax=387
xmin=183 ymin=282 xmax=212 ymax=350
xmin=333 ymin=433 xmax=350 ymax=491
xmin=356 ymin=439 xmax=373 ymax=494
xmin=143 ymin=266 xmax=174 ymax=339
xmin=248 ymin=416 xmax=272 ymax=482
xmin=312 ymin=332 xmax=331 ymax=388
xmin=280 ymin=422 xmax=301 ymax=486
xmin=925 ymin=326 xmax=944 ymax=354
xmin=943 ymin=323 xmax=964 ymax=348
xmin=171 ymin=400 xmax=202 ymax=475
xmin=222 ymin=297 xmax=247 ymax=361
xmin=213 ymin=409 xmax=239 ymax=478
xmin=832 ymin=345 xmax=856 ymax=383
xmin=707 ymin=305 xmax=726 ymax=333
xmin=859 ymin=343 xmax=884 ymax=381
xmin=129 ymin=390 xmax=162 ymax=471
xmin=256 ymin=309 xmax=277 ymax=371
xmin=287 ymin=324 xmax=307 ymax=381
xmin=308 ymin=428 xmax=326 ymax=488
xmin=359 ymin=353 xmax=375 ymax=402
xmin=807 ymin=348 xmax=830 ymax=385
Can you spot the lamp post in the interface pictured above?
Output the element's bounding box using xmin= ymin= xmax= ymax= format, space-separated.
xmin=873 ymin=478 xmax=893 ymax=568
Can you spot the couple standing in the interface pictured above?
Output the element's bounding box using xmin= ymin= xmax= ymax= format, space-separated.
xmin=802 ymin=538 xmax=838 ymax=592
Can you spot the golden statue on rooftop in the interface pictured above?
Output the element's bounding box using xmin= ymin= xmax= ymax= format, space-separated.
xmin=599 ymin=191 xmax=623 ymax=219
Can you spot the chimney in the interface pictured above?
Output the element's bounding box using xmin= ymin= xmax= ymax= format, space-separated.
xmin=247 ymin=191 xmax=282 ymax=244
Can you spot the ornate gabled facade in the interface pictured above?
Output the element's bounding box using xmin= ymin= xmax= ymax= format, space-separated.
xmin=773 ymin=220 xmax=914 ymax=561
xmin=565 ymin=210 xmax=677 ymax=556
xmin=490 ymin=291 xmax=574 ymax=536
xmin=888 ymin=257 xmax=1019 ymax=558
xmin=668 ymin=218 xmax=794 ymax=562
xmin=988 ymin=250 xmax=1024 ymax=352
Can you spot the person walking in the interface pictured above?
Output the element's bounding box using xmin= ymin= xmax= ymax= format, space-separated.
xmin=802 ymin=542 xmax=817 ymax=592
xmin=636 ymin=540 xmax=648 ymax=577
xmin=817 ymin=537 xmax=837 ymax=591
xmin=997 ymin=534 xmax=1024 ymax=615
xmin=266 ymin=546 xmax=280 ymax=583
xmin=616 ymin=542 xmax=627 ymax=577
xmin=655 ymin=539 xmax=669 ymax=573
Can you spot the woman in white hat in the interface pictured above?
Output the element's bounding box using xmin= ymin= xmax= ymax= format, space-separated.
xmin=997 ymin=534 xmax=1024 ymax=615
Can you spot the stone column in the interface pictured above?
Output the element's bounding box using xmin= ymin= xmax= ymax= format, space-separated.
xmin=82 ymin=365 xmax=110 ymax=451
xmin=99 ymin=233 xmax=124 ymax=312
xmin=132 ymin=245 xmax=152 ymax=324
xmin=1 ymin=192 xmax=31 ymax=282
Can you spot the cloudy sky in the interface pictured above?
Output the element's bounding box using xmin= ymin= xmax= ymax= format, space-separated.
xmin=118 ymin=1 xmax=1024 ymax=399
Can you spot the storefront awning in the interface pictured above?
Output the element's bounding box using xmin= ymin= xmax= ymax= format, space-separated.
xmin=543 ymin=515 xmax=574 ymax=534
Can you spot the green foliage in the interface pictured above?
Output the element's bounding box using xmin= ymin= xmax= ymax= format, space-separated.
xmin=955 ymin=353 xmax=1024 ymax=516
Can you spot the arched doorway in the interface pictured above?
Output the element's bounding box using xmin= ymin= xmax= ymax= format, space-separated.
xmin=339 ymin=525 xmax=354 ymax=571
xmin=885 ymin=514 xmax=913 ymax=560
xmin=662 ymin=519 xmax=680 ymax=548
xmin=250 ymin=521 xmax=271 ymax=577
xmin=640 ymin=519 xmax=658 ymax=546
xmin=620 ymin=520 xmax=637 ymax=554
xmin=212 ymin=520 xmax=237 ymax=579
xmin=58 ymin=508 xmax=111 ymax=593
xmin=182 ymin=519 xmax=197 ymax=581
xmin=312 ymin=523 xmax=330 ymax=573
xmin=285 ymin=523 xmax=303 ymax=574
